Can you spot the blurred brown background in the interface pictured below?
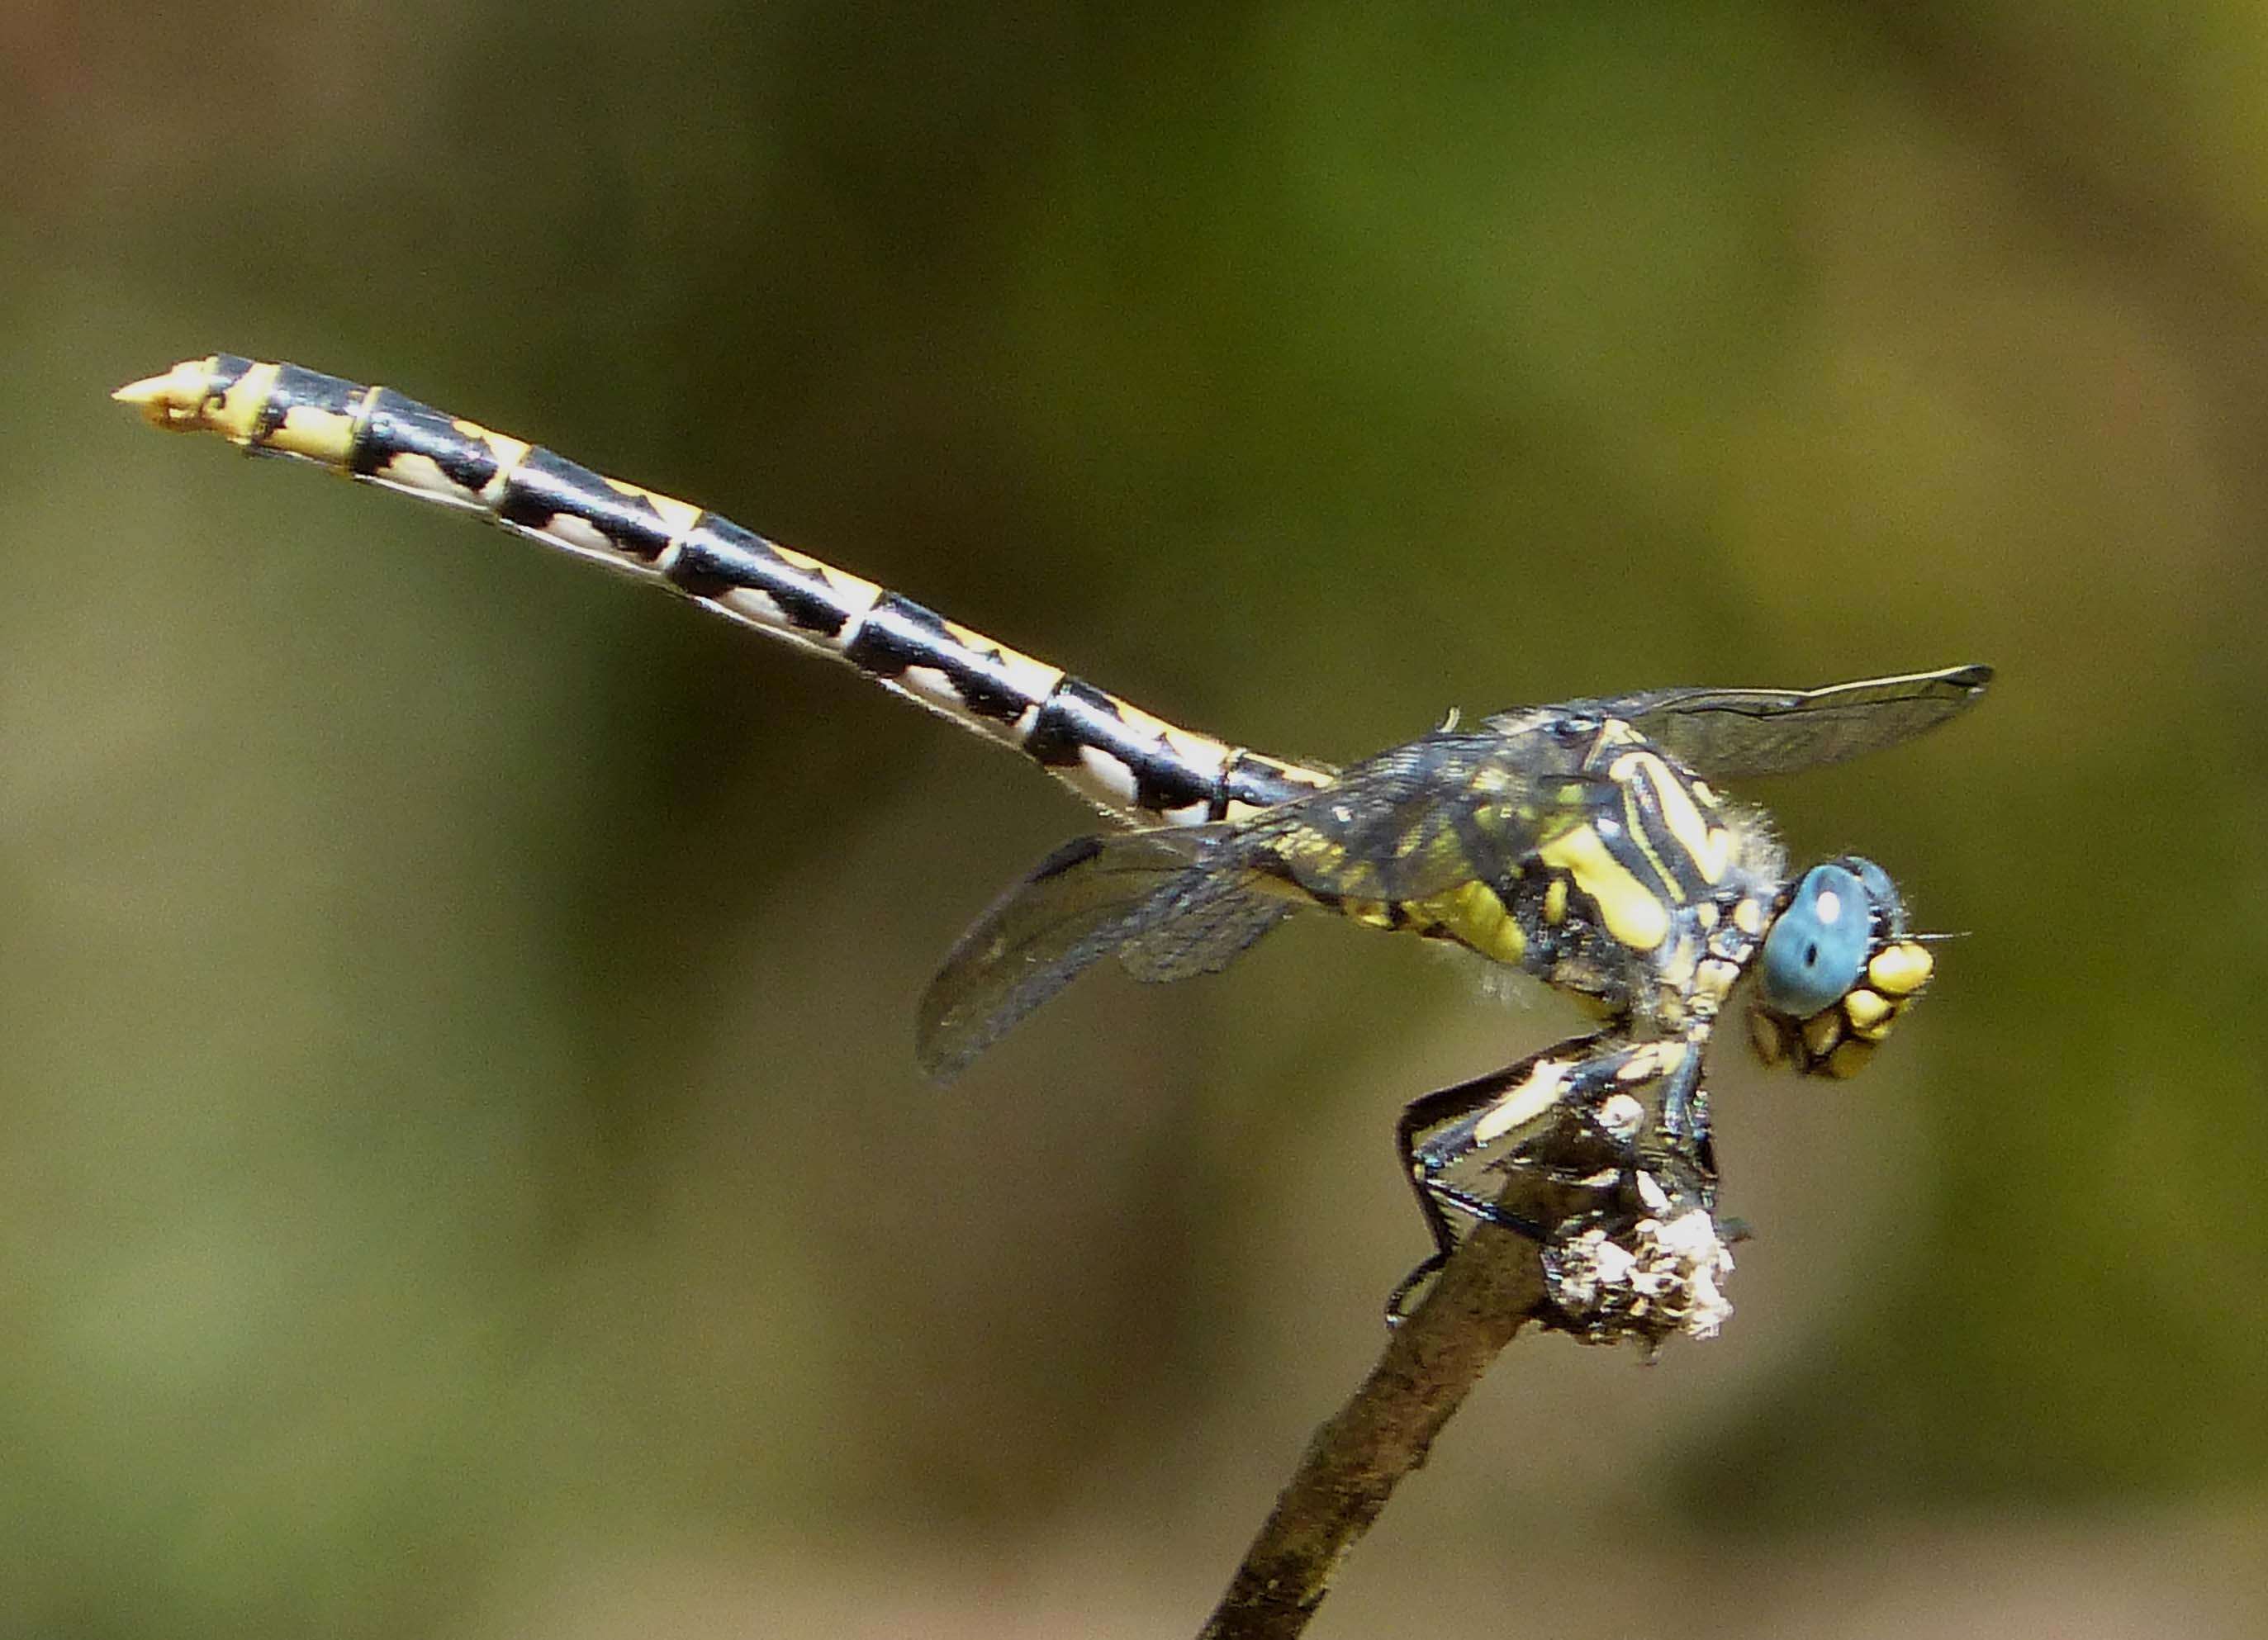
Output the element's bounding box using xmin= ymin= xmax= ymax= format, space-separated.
xmin=5 ymin=4 xmax=2266 ymax=1636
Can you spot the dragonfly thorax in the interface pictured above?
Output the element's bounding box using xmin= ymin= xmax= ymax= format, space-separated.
xmin=1405 ymin=716 xmax=1792 ymax=1031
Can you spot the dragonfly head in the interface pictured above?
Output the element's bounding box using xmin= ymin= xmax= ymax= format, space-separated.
xmin=1746 ymin=856 xmax=1934 ymax=1078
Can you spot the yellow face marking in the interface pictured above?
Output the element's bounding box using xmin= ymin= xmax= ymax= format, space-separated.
xmin=1471 ymin=1059 xmax=1570 ymax=1145
xmin=1696 ymin=903 xmax=1720 ymax=931
xmin=1843 ymin=988 xmax=1893 ymax=1032
xmin=1733 ymin=898 xmax=1765 ymax=938
xmin=1869 ymin=942 xmax=1933 ymax=997
xmin=1696 ymin=956 xmax=1741 ymax=1005
xmin=1827 ymin=1039 xmax=1877 ymax=1078
xmin=1748 ymin=1008 xmax=1791 ymax=1065
xmin=1801 ymin=1007 xmax=1846 ymax=1061
xmin=1538 ymin=825 xmax=1668 ymax=951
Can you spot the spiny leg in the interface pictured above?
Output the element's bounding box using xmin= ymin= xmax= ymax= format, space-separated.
xmin=1387 ymin=1033 xmax=1710 ymax=1325
xmin=1389 ymin=1033 xmax=1624 ymax=1320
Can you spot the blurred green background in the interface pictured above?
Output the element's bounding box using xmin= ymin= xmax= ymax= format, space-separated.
xmin=7 ymin=3 xmax=2266 ymax=1635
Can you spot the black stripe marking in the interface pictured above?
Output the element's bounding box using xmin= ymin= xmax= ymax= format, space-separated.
xmin=1620 ymin=764 xmax=1708 ymax=903
xmin=262 ymin=363 xmax=362 ymax=451
xmin=672 ymin=516 xmax=853 ymax=636
xmin=496 ymin=446 xmax=675 ymax=560
xmin=207 ymin=353 xmax=256 ymax=395
xmin=1596 ymin=813 xmax=1679 ymax=914
xmin=1026 ymin=678 xmax=1217 ymax=813
xmin=842 ymin=595 xmax=1039 ymax=724
xmin=1217 ymin=752 xmax=1321 ymax=817
xmin=358 ymin=391 xmax=510 ymax=496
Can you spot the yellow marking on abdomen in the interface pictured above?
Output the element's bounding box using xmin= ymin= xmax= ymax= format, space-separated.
xmin=373 ymin=452 xmax=482 ymax=506
xmin=762 ymin=536 xmax=885 ymax=609
xmin=1538 ymin=825 xmax=1669 ymax=951
xmin=603 ymin=476 xmax=701 ymax=538
xmin=472 ymin=432 xmax=534 ymax=500
xmin=943 ymin=621 xmax=1065 ymax=704
xmin=277 ymin=402 xmax=358 ymax=465
xmin=209 ymin=361 xmax=283 ymax=447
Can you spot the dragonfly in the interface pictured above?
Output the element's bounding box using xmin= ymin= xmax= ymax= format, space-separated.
xmin=116 ymin=354 xmax=1990 ymax=1345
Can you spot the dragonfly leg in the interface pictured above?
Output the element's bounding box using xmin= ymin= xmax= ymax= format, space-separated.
xmin=1387 ymin=1035 xmax=1619 ymax=1325
xmin=1385 ymin=1031 xmax=1717 ymax=1328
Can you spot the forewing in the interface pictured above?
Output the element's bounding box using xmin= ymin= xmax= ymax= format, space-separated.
xmin=1588 ymin=663 xmax=1992 ymax=780
xmin=1248 ymin=733 xmax=1610 ymax=904
xmin=916 ymin=827 xmax=1278 ymax=1082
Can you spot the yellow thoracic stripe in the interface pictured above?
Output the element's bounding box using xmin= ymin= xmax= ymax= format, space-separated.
xmin=1536 ymin=823 xmax=1671 ymax=952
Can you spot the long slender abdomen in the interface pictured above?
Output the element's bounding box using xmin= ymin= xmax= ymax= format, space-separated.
xmin=117 ymin=354 xmax=1331 ymax=826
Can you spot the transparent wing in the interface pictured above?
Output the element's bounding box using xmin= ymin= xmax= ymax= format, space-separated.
xmin=915 ymin=827 xmax=1284 ymax=1083
xmin=1241 ymin=732 xmax=1612 ymax=904
xmin=1578 ymin=663 xmax=1992 ymax=780
xmin=1116 ymin=894 xmax=1293 ymax=982
xmin=918 ymin=721 xmax=1620 ymax=1080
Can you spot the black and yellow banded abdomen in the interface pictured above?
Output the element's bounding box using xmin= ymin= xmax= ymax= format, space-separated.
xmin=116 ymin=354 xmax=1331 ymax=827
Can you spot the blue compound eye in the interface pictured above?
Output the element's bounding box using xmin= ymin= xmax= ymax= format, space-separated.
xmin=1760 ymin=864 xmax=1873 ymax=1017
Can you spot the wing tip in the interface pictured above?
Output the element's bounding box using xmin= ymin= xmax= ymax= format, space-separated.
xmin=912 ymin=1030 xmax=971 ymax=1087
